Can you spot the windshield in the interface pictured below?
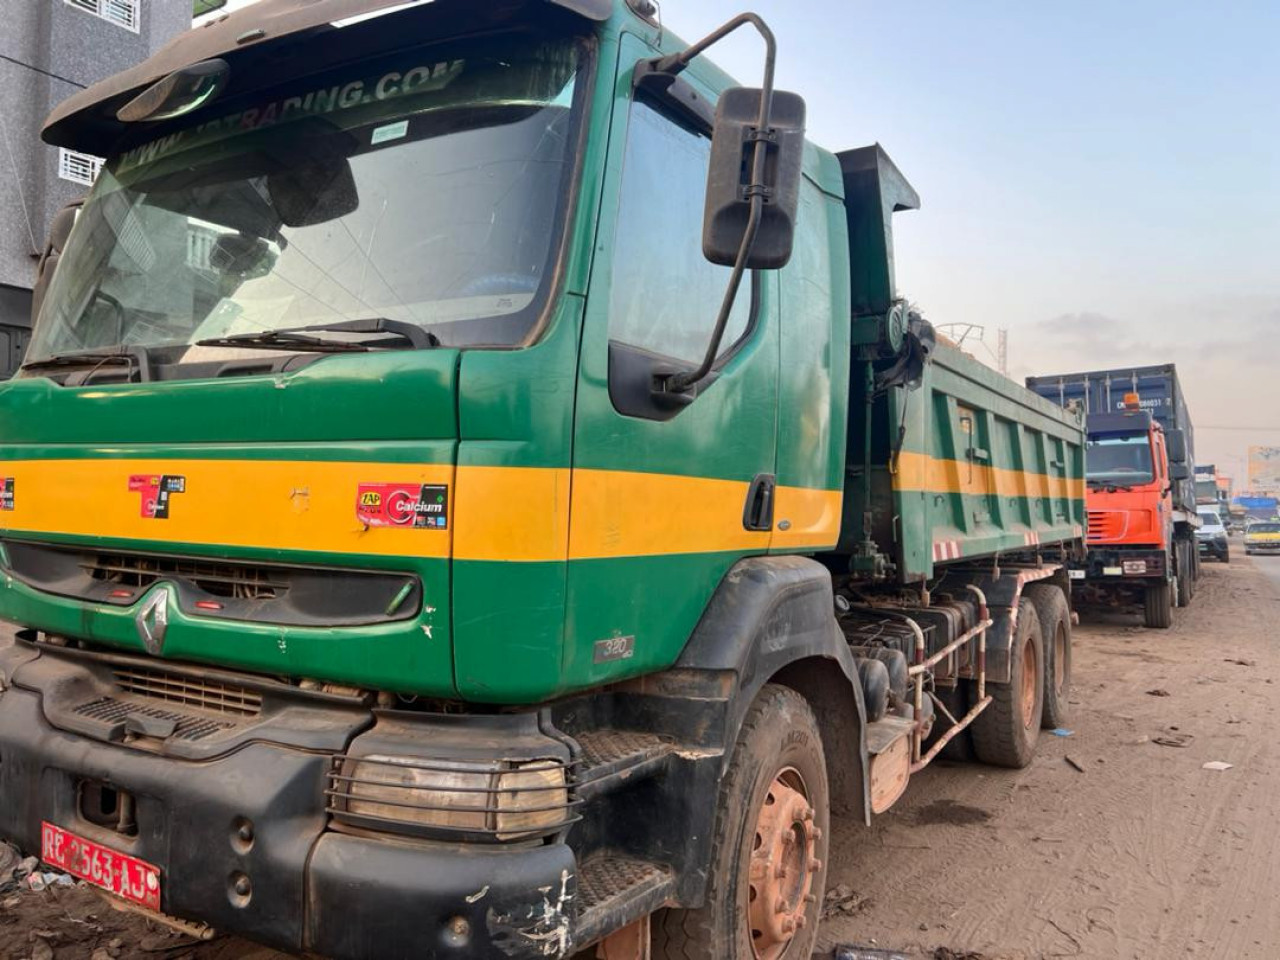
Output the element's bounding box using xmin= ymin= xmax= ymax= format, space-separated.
xmin=1198 ymin=512 xmax=1222 ymax=527
xmin=1086 ymin=433 xmax=1155 ymax=486
xmin=28 ymin=34 xmax=582 ymax=371
xmin=1249 ymin=523 xmax=1280 ymax=534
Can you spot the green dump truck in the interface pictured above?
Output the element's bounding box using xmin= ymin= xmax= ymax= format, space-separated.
xmin=0 ymin=2 xmax=1086 ymax=957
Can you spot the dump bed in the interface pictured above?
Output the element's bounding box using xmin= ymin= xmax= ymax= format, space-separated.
xmin=839 ymin=341 xmax=1085 ymax=583
xmin=832 ymin=146 xmax=1086 ymax=585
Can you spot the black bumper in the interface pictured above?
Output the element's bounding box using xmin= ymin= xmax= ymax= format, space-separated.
xmin=0 ymin=679 xmax=577 ymax=959
xmin=1074 ymin=547 xmax=1168 ymax=583
xmin=1198 ymin=538 xmax=1229 ymax=559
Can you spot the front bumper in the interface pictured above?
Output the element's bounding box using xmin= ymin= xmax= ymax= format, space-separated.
xmin=1246 ymin=541 xmax=1280 ymax=553
xmin=1072 ymin=547 xmax=1168 ymax=583
xmin=0 ymin=647 xmax=578 ymax=960
xmin=1197 ymin=537 xmax=1229 ymax=558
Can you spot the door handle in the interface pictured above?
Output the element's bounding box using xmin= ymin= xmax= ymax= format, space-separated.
xmin=743 ymin=473 xmax=776 ymax=532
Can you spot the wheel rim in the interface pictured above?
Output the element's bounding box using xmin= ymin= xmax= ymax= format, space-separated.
xmin=1053 ymin=625 xmax=1066 ymax=698
xmin=746 ymin=767 xmax=820 ymax=960
xmin=1020 ymin=635 xmax=1038 ymax=730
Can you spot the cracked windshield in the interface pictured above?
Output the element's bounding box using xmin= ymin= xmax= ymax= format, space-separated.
xmin=28 ymin=36 xmax=579 ymax=369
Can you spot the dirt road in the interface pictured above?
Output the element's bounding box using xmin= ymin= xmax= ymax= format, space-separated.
xmin=4 ymin=546 xmax=1278 ymax=960
xmin=819 ymin=543 xmax=1280 ymax=960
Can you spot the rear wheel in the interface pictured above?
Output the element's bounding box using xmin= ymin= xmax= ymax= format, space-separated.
xmin=970 ymin=598 xmax=1044 ymax=768
xmin=1175 ymin=542 xmax=1192 ymax=607
xmin=1024 ymin=584 xmax=1071 ymax=730
xmin=652 ymin=684 xmax=827 ymax=960
xmin=1143 ymin=578 xmax=1174 ymax=629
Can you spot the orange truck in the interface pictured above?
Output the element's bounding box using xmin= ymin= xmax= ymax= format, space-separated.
xmin=1070 ymin=405 xmax=1192 ymax=627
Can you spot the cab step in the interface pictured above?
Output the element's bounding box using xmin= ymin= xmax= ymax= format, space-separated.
xmin=574 ymin=856 xmax=675 ymax=950
xmin=574 ymin=730 xmax=677 ymax=800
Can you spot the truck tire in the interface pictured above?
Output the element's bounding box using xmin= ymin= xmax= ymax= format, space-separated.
xmin=1175 ymin=542 xmax=1192 ymax=607
xmin=1143 ymin=578 xmax=1174 ymax=629
xmin=969 ymin=598 xmax=1044 ymax=769
xmin=652 ymin=684 xmax=827 ymax=960
xmin=1023 ymin=584 xmax=1071 ymax=730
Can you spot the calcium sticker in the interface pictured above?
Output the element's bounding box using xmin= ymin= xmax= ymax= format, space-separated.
xmin=357 ymin=483 xmax=448 ymax=530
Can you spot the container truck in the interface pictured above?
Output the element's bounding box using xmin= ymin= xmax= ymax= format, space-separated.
xmin=0 ymin=2 xmax=1087 ymax=957
xmin=1028 ymin=367 xmax=1198 ymax=627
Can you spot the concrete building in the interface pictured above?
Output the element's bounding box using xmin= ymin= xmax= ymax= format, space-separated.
xmin=0 ymin=0 xmax=190 ymax=375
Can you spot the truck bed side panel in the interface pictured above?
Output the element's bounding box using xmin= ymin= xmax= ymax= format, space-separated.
xmin=890 ymin=343 xmax=1085 ymax=581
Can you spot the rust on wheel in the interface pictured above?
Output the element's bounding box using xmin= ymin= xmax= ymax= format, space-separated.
xmin=1020 ymin=635 xmax=1038 ymax=730
xmin=746 ymin=768 xmax=821 ymax=960
xmin=1052 ymin=625 xmax=1066 ymax=698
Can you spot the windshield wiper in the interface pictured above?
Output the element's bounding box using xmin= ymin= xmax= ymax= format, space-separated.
xmin=196 ymin=318 xmax=440 ymax=353
xmin=195 ymin=331 xmax=373 ymax=353
xmin=20 ymin=346 xmax=152 ymax=382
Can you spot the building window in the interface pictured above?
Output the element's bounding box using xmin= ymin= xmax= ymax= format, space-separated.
xmin=58 ymin=148 xmax=104 ymax=186
xmin=63 ymin=0 xmax=141 ymax=33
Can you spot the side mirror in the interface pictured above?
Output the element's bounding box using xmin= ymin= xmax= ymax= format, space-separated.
xmin=703 ymin=87 xmax=806 ymax=269
xmin=31 ymin=200 xmax=82 ymax=323
xmin=1165 ymin=429 xmax=1187 ymax=464
xmin=1169 ymin=462 xmax=1190 ymax=482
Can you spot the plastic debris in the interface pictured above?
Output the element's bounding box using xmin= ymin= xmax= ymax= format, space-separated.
xmin=1203 ymin=761 xmax=1233 ymax=771
xmin=1051 ymin=728 xmax=1074 ymax=737
xmin=834 ymin=948 xmax=911 ymax=960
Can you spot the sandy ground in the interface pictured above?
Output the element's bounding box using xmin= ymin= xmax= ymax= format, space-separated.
xmin=2 ymin=543 xmax=1277 ymax=960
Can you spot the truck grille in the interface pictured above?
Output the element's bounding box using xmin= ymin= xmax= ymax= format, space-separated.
xmin=3 ymin=540 xmax=422 ymax=627
xmin=112 ymin=667 xmax=263 ymax=717
xmin=86 ymin=553 xmax=284 ymax=600
xmin=1087 ymin=510 xmax=1126 ymax=542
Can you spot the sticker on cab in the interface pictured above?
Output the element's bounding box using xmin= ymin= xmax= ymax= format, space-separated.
xmin=0 ymin=478 xmax=13 ymax=511
xmin=357 ymin=483 xmax=448 ymax=530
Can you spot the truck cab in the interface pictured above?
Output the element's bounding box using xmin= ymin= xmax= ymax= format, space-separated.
xmin=1076 ymin=405 xmax=1186 ymax=627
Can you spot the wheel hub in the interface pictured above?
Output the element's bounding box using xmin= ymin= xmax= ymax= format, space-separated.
xmin=1020 ymin=636 xmax=1038 ymax=730
xmin=747 ymin=770 xmax=821 ymax=960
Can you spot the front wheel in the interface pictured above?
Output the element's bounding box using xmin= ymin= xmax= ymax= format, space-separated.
xmin=653 ymin=685 xmax=828 ymax=960
xmin=1143 ymin=578 xmax=1174 ymax=629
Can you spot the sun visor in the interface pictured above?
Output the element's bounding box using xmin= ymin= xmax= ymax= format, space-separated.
xmin=43 ymin=0 xmax=611 ymax=155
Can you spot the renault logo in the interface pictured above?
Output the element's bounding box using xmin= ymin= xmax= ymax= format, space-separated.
xmin=135 ymin=589 xmax=169 ymax=656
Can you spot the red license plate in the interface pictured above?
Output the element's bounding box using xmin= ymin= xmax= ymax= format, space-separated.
xmin=41 ymin=821 xmax=161 ymax=911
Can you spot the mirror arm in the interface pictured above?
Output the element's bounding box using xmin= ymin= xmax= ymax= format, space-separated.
xmin=651 ymin=13 xmax=779 ymax=394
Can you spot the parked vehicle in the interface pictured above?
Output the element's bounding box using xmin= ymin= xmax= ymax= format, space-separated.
xmin=1028 ymin=382 xmax=1196 ymax=626
xmin=1245 ymin=521 xmax=1280 ymax=556
xmin=0 ymin=3 xmax=1087 ymax=958
xmin=1196 ymin=508 xmax=1230 ymax=562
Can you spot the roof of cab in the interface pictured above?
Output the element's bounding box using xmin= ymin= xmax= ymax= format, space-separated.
xmin=43 ymin=0 xmax=612 ymax=153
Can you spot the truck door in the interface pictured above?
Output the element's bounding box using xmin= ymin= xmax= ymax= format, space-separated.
xmin=564 ymin=35 xmax=780 ymax=689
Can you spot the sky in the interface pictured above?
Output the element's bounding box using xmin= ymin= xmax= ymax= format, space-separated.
xmin=211 ymin=0 xmax=1280 ymax=480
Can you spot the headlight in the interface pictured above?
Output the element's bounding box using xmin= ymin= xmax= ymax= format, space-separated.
xmin=329 ymin=754 xmax=571 ymax=842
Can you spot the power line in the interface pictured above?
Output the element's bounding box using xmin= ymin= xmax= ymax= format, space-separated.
xmin=1196 ymin=425 xmax=1280 ymax=433
xmin=0 ymin=52 xmax=87 ymax=91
